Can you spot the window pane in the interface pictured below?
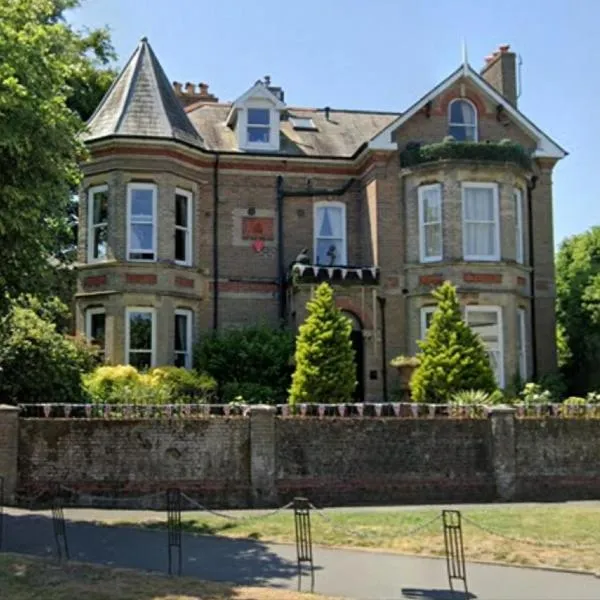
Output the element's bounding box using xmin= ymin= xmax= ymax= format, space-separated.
xmin=424 ymin=196 xmax=440 ymax=223
xmin=93 ymin=226 xmax=108 ymax=259
xmin=129 ymin=352 xmax=152 ymax=370
xmin=450 ymin=100 xmax=475 ymax=125
xmin=424 ymin=223 xmax=442 ymax=257
xmin=131 ymin=189 xmax=154 ymax=219
xmin=175 ymin=194 xmax=188 ymax=227
xmin=465 ymin=223 xmax=496 ymax=257
xmin=90 ymin=313 xmax=106 ymax=346
xmin=247 ymin=126 xmax=270 ymax=143
xmin=130 ymin=223 xmax=153 ymax=250
xmin=129 ymin=312 xmax=152 ymax=351
xmin=318 ymin=206 xmax=343 ymax=238
xmin=175 ymin=229 xmax=187 ymax=262
xmin=247 ymin=108 xmax=270 ymax=125
xmin=467 ymin=311 xmax=499 ymax=347
xmin=93 ymin=190 xmax=108 ymax=224
xmin=464 ymin=188 xmax=494 ymax=220
xmin=174 ymin=353 xmax=186 ymax=368
xmin=175 ymin=314 xmax=188 ymax=353
xmin=316 ymin=239 xmax=343 ymax=265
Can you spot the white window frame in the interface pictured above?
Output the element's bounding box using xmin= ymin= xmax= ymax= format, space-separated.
xmin=87 ymin=184 xmax=109 ymax=263
xmin=462 ymin=182 xmax=501 ymax=261
xmin=125 ymin=307 xmax=156 ymax=369
xmin=420 ymin=306 xmax=437 ymax=339
xmin=418 ymin=184 xmax=443 ymax=263
xmin=174 ymin=188 xmax=193 ymax=266
xmin=239 ymin=102 xmax=280 ymax=152
xmin=174 ymin=309 xmax=193 ymax=369
xmin=85 ymin=307 xmax=106 ymax=357
xmin=313 ymin=200 xmax=347 ymax=265
xmin=514 ymin=187 xmax=524 ymax=264
xmin=127 ymin=183 xmax=157 ymax=262
xmin=517 ymin=308 xmax=527 ymax=381
xmin=465 ymin=305 xmax=504 ymax=387
xmin=448 ymin=98 xmax=478 ymax=142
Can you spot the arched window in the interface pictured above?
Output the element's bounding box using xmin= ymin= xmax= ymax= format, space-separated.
xmin=448 ymin=99 xmax=478 ymax=142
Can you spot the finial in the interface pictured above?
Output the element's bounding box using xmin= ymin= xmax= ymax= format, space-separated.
xmin=140 ymin=36 xmax=148 ymax=43
xmin=462 ymin=39 xmax=469 ymax=74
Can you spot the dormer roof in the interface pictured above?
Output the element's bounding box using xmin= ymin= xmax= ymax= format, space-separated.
xmin=83 ymin=37 xmax=203 ymax=148
xmin=225 ymin=80 xmax=286 ymax=127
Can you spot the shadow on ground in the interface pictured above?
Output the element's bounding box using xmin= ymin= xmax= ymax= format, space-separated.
xmin=3 ymin=512 xmax=314 ymax=588
xmin=402 ymin=589 xmax=476 ymax=600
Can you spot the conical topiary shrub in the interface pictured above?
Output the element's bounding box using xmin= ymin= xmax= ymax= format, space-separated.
xmin=410 ymin=281 xmax=497 ymax=402
xmin=289 ymin=282 xmax=356 ymax=405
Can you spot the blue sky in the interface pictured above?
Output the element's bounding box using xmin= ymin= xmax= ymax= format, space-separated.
xmin=70 ymin=0 xmax=599 ymax=248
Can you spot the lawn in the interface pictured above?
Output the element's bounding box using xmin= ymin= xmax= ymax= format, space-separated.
xmin=110 ymin=505 xmax=600 ymax=573
xmin=0 ymin=553 xmax=339 ymax=600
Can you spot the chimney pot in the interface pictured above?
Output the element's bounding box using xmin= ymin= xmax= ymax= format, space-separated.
xmin=264 ymin=75 xmax=271 ymax=86
xmin=499 ymin=44 xmax=511 ymax=53
xmin=485 ymin=55 xmax=495 ymax=64
xmin=185 ymin=82 xmax=195 ymax=95
xmin=199 ymin=82 xmax=209 ymax=96
xmin=173 ymin=81 xmax=182 ymax=94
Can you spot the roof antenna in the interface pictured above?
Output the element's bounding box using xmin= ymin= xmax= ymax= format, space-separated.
xmin=517 ymin=54 xmax=523 ymax=99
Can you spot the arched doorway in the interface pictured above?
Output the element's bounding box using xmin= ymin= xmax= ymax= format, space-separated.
xmin=342 ymin=311 xmax=364 ymax=402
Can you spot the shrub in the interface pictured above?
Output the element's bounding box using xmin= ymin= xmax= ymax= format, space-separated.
xmin=561 ymin=396 xmax=587 ymax=417
xmin=520 ymin=382 xmax=551 ymax=404
xmin=451 ymin=389 xmax=504 ymax=405
xmin=289 ymin=282 xmax=356 ymax=405
xmin=390 ymin=355 xmax=420 ymax=368
xmin=194 ymin=325 xmax=294 ymax=403
xmin=148 ymin=367 xmax=216 ymax=401
xmin=410 ymin=281 xmax=497 ymax=402
xmin=221 ymin=382 xmax=277 ymax=405
xmin=0 ymin=301 xmax=98 ymax=404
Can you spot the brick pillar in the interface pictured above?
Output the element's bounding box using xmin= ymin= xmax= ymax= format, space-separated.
xmin=488 ymin=405 xmax=517 ymax=501
xmin=0 ymin=405 xmax=20 ymax=504
xmin=249 ymin=405 xmax=277 ymax=507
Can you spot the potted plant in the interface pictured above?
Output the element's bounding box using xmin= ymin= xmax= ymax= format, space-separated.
xmin=390 ymin=355 xmax=420 ymax=389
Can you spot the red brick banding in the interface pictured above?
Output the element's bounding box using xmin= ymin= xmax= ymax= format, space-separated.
xmin=517 ymin=276 xmax=527 ymax=287
xmin=463 ymin=272 xmax=502 ymax=284
xmin=242 ymin=217 xmax=275 ymax=241
xmin=175 ymin=276 xmax=194 ymax=288
xmin=84 ymin=275 xmax=107 ymax=288
xmin=335 ymin=297 xmax=373 ymax=329
xmin=125 ymin=273 xmax=157 ymax=285
xmin=419 ymin=274 xmax=444 ymax=286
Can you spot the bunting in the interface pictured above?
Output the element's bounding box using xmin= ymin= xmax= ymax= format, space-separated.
xmin=370 ymin=267 xmax=378 ymax=280
xmin=85 ymin=404 xmax=92 ymax=418
xmin=300 ymin=403 xmax=308 ymax=417
xmin=281 ymin=405 xmax=290 ymax=417
xmin=341 ymin=268 xmax=348 ymax=280
xmin=535 ymin=404 xmax=542 ymax=417
xmin=392 ymin=403 xmax=401 ymax=417
xmin=104 ymin=405 xmax=111 ymax=418
xmin=327 ymin=267 xmax=334 ymax=279
xmin=318 ymin=404 xmax=326 ymax=417
xmin=356 ymin=403 xmax=364 ymax=417
xmin=338 ymin=405 xmax=346 ymax=417
xmin=374 ymin=403 xmax=383 ymax=417
xmin=428 ymin=404 xmax=436 ymax=418
xmin=164 ymin=405 xmax=172 ymax=418
xmin=516 ymin=405 xmax=525 ymax=418
xmin=123 ymin=405 xmax=133 ymax=419
xmin=63 ymin=404 xmax=72 ymax=419
xmin=43 ymin=404 xmax=51 ymax=418
xmin=182 ymin=404 xmax=191 ymax=418
xmin=411 ymin=404 xmax=419 ymax=418
xmin=223 ymin=405 xmax=231 ymax=417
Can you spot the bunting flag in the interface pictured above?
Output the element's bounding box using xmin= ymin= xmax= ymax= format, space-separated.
xmin=516 ymin=405 xmax=525 ymax=418
xmin=356 ymin=404 xmax=364 ymax=417
xmin=466 ymin=405 xmax=475 ymax=418
xmin=341 ymin=268 xmax=348 ymax=280
xmin=223 ymin=405 xmax=231 ymax=417
xmin=535 ymin=404 xmax=542 ymax=417
xmin=393 ymin=403 xmax=401 ymax=417
xmin=551 ymin=403 xmax=560 ymax=416
xmin=164 ymin=405 xmax=172 ymax=418
xmin=370 ymin=267 xmax=378 ymax=280
xmin=281 ymin=405 xmax=289 ymax=417
xmin=428 ymin=404 xmax=436 ymax=418
xmin=295 ymin=264 xmax=307 ymax=276
xmin=203 ymin=404 xmax=211 ymax=417
xmin=411 ymin=404 xmax=419 ymax=418
xmin=318 ymin=404 xmax=326 ymax=417
xmin=357 ymin=270 xmax=363 ymax=280
xmin=123 ymin=405 xmax=132 ymax=419
xmin=327 ymin=267 xmax=334 ymax=279
xmin=300 ymin=403 xmax=308 ymax=417
xmin=85 ymin=404 xmax=92 ymax=418
xmin=43 ymin=404 xmax=51 ymax=418
xmin=104 ymin=405 xmax=111 ymax=418
xmin=63 ymin=405 xmax=72 ymax=419
xmin=145 ymin=405 xmax=153 ymax=418
xmin=182 ymin=404 xmax=191 ymax=418
xmin=338 ymin=405 xmax=346 ymax=417
xmin=374 ymin=403 xmax=383 ymax=417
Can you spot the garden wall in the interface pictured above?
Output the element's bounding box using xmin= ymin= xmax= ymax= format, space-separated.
xmin=3 ymin=405 xmax=600 ymax=507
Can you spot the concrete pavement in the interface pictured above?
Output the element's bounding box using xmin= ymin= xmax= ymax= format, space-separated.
xmin=3 ymin=508 xmax=599 ymax=599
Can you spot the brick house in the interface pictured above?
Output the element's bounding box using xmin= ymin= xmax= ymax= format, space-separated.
xmin=76 ymin=38 xmax=566 ymax=400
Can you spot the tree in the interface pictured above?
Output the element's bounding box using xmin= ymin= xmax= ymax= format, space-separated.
xmin=289 ymin=283 xmax=356 ymax=405
xmin=556 ymin=227 xmax=600 ymax=394
xmin=410 ymin=281 xmax=497 ymax=402
xmin=0 ymin=0 xmax=116 ymax=315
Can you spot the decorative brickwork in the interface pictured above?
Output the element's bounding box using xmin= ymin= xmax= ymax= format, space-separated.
xmin=517 ymin=276 xmax=527 ymax=287
xmin=84 ymin=275 xmax=107 ymax=288
xmin=125 ymin=273 xmax=157 ymax=285
xmin=175 ymin=276 xmax=194 ymax=288
xmin=463 ymin=272 xmax=502 ymax=284
xmin=242 ymin=217 xmax=275 ymax=240
xmin=419 ymin=274 xmax=444 ymax=286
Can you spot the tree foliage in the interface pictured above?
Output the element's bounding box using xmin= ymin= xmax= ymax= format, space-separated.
xmin=556 ymin=226 xmax=600 ymax=394
xmin=0 ymin=0 xmax=116 ymax=314
xmin=289 ymin=283 xmax=356 ymax=405
xmin=410 ymin=281 xmax=497 ymax=402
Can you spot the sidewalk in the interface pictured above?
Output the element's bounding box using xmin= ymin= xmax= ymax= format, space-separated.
xmin=4 ymin=508 xmax=600 ymax=599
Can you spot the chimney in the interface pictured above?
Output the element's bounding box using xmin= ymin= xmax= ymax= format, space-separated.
xmin=480 ymin=44 xmax=517 ymax=107
xmin=172 ymin=80 xmax=218 ymax=107
xmin=185 ymin=82 xmax=196 ymax=95
xmin=172 ymin=81 xmax=182 ymax=94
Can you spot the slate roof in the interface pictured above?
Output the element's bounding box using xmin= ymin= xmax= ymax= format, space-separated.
xmin=187 ymin=104 xmax=399 ymax=157
xmin=83 ymin=38 xmax=203 ymax=147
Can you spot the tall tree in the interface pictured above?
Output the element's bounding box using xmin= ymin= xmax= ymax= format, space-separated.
xmin=289 ymin=283 xmax=356 ymax=405
xmin=0 ymin=0 xmax=116 ymax=315
xmin=410 ymin=281 xmax=497 ymax=402
xmin=556 ymin=226 xmax=600 ymax=394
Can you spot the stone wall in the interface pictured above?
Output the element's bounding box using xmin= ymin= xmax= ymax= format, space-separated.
xmin=7 ymin=407 xmax=600 ymax=508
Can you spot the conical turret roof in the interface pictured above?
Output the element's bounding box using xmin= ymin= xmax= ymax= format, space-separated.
xmin=83 ymin=37 xmax=203 ymax=147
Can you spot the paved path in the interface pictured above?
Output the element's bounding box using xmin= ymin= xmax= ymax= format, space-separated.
xmin=3 ymin=508 xmax=599 ymax=599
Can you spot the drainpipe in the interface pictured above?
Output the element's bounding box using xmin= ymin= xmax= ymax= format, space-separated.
xmin=212 ymin=153 xmax=220 ymax=330
xmin=377 ymin=296 xmax=389 ymax=403
xmin=276 ymin=176 xmax=356 ymax=325
xmin=527 ymin=174 xmax=538 ymax=379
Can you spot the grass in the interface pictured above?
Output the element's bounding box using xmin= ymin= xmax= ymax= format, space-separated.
xmin=0 ymin=553 xmax=339 ymax=600
xmin=110 ymin=505 xmax=600 ymax=573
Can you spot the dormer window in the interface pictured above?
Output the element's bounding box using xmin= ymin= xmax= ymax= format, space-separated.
xmin=247 ymin=108 xmax=271 ymax=143
xmin=448 ymin=99 xmax=478 ymax=141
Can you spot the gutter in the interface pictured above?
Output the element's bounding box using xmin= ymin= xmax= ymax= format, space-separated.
xmin=527 ymin=175 xmax=538 ymax=379
xmin=212 ymin=153 xmax=220 ymax=330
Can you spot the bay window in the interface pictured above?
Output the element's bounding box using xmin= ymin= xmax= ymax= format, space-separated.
xmin=87 ymin=185 xmax=108 ymax=262
xmin=127 ymin=183 xmax=157 ymax=261
xmin=517 ymin=308 xmax=527 ymax=381
xmin=418 ymin=184 xmax=442 ymax=262
xmin=126 ymin=308 xmax=155 ymax=369
xmin=465 ymin=306 xmax=504 ymax=386
xmin=462 ymin=183 xmax=500 ymax=261
xmin=175 ymin=188 xmax=192 ymax=265
xmin=514 ymin=188 xmax=524 ymax=264
xmin=420 ymin=306 xmax=437 ymax=339
xmin=85 ymin=307 xmax=106 ymax=359
xmin=174 ymin=309 xmax=193 ymax=368
xmin=314 ymin=201 xmax=347 ymax=266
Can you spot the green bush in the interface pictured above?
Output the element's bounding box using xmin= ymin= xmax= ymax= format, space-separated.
xmin=451 ymin=389 xmax=504 ymax=405
xmin=0 ymin=300 xmax=98 ymax=404
xmin=520 ymin=382 xmax=551 ymax=404
xmin=84 ymin=365 xmax=216 ymax=405
xmin=400 ymin=140 xmax=532 ymax=170
xmin=289 ymin=282 xmax=356 ymax=405
xmin=221 ymin=381 xmax=277 ymax=405
xmin=561 ymin=396 xmax=587 ymax=417
xmin=410 ymin=281 xmax=497 ymax=403
xmin=194 ymin=324 xmax=294 ymax=403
